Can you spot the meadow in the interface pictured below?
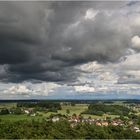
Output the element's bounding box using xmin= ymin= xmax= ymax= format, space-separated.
xmin=0 ymin=103 xmax=120 ymax=122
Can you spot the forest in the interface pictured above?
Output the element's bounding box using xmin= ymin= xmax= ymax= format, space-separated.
xmin=17 ymin=102 xmax=62 ymax=110
xmin=0 ymin=119 xmax=140 ymax=139
xmin=82 ymin=104 xmax=134 ymax=116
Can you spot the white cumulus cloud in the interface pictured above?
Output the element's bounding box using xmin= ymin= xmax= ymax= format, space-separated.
xmin=3 ymin=85 xmax=30 ymax=95
xmin=131 ymin=35 xmax=140 ymax=49
xmin=84 ymin=8 xmax=99 ymax=20
xmin=74 ymin=85 xmax=95 ymax=93
xmin=2 ymin=82 xmax=61 ymax=99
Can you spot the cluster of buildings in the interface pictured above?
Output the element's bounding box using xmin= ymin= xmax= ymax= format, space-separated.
xmin=50 ymin=114 xmax=125 ymax=127
xmin=50 ymin=115 xmax=140 ymax=133
xmin=23 ymin=109 xmax=36 ymax=116
xmin=12 ymin=107 xmax=140 ymax=133
xmin=67 ymin=115 xmax=125 ymax=127
xmin=132 ymin=126 xmax=140 ymax=133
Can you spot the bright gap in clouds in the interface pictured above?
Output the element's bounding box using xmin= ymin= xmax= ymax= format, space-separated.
xmin=84 ymin=8 xmax=98 ymax=20
xmin=131 ymin=36 xmax=140 ymax=49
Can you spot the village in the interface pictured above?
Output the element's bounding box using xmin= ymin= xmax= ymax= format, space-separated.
xmin=47 ymin=113 xmax=140 ymax=133
xmin=19 ymin=106 xmax=140 ymax=133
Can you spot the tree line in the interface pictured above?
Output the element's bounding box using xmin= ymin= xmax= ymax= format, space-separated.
xmin=82 ymin=104 xmax=134 ymax=116
xmin=17 ymin=102 xmax=62 ymax=110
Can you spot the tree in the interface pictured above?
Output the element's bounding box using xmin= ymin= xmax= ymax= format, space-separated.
xmin=66 ymin=109 xmax=70 ymax=115
xmin=0 ymin=109 xmax=9 ymax=115
xmin=13 ymin=108 xmax=23 ymax=115
xmin=71 ymin=103 xmax=75 ymax=106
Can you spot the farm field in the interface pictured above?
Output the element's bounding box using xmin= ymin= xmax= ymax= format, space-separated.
xmin=0 ymin=103 xmax=122 ymax=121
xmin=58 ymin=104 xmax=88 ymax=115
xmin=0 ymin=103 xmax=17 ymax=109
xmin=0 ymin=114 xmax=45 ymax=122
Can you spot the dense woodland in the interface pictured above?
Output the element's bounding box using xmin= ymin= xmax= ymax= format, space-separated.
xmin=17 ymin=102 xmax=62 ymax=110
xmin=0 ymin=119 xmax=140 ymax=139
xmin=82 ymin=104 xmax=134 ymax=116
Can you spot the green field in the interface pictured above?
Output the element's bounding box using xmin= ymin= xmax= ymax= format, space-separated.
xmin=0 ymin=114 xmax=46 ymax=122
xmin=0 ymin=104 xmax=88 ymax=121
xmin=0 ymin=103 xmax=126 ymax=121
xmin=0 ymin=103 xmax=17 ymax=109
xmin=58 ymin=104 xmax=88 ymax=115
xmin=35 ymin=104 xmax=89 ymax=117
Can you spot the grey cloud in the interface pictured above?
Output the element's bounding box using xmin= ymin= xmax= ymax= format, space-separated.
xmin=0 ymin=1 xmax=134 ymax=83
xmin=52 ymin=12 xmax=131 ymax=63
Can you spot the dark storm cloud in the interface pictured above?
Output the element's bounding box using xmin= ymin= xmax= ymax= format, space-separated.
xmin=0 ymin=1 xmax=131 ymax=83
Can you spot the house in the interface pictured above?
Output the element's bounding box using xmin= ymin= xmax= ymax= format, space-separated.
xmin=111 ymin=122 xmax=118 ymax=126
xmin=30 ymin=113 xmax=36 ymax=117
xmin=88 ymin=118 xmax=95 ymax=124
xmin=96 ymin=122 xmax=102 ymax=126
xmin=81 ymin=118 xmax=88 ymax=123
xmin=136 ymin=129 xmax=140 ymax=133
xmin=52 ymin=116 xmax=60 ymax=122
xmin=101 ymin=121 xmax=109 ymax=126
xmin=69 ymin=115 xmax=81 ymax=123
xmin=24 ymin=110 xmax=30 ymax=114
xmin=24 ymin=108 xmax=34 ymax=114
xmin=133 ymin=127 xmax=140 ymax=132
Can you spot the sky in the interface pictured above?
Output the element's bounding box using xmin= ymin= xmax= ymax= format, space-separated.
xmin=1 ymin=1 xmax=140 ymax=99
